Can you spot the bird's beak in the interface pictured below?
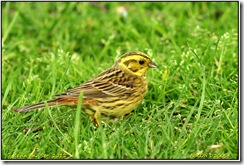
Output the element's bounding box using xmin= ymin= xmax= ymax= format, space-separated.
xmin=149 ymin=61 xmax=157 ymax=68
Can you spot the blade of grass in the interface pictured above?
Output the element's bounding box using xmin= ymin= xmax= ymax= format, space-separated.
xmin=2 ymin=11 xmax=19 ymax=45
xmin=49 ymin=138 xmax=73 ymax=158
xmin=189 ymin=46 xmax=206 ymax=123
xmin=46 ymin=103 xmax=71 ymax=143
xmin=74 ymin=92 xmax=83 ymax=159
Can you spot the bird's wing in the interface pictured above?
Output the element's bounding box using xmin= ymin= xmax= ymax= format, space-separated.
xmin=54 ymin=67 xmax=135 ymax=99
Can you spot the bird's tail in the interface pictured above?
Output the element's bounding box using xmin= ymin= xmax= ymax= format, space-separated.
xmin=14 ymin=98 xmax=78 ymax=113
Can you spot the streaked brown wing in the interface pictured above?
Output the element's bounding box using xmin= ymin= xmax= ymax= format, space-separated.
xmin=54 ymin=67 xmax=135 ymax=99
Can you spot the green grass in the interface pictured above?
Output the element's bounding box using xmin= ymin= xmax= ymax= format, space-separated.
xmin=2 ymin=2 xmax=239 ymax=160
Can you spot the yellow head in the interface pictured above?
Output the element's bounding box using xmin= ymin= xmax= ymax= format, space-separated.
xmin=116 ymin=51 xmax=157 ymax=76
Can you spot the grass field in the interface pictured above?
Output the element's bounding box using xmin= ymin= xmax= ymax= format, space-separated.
xmin=2 ymin=2 xmax=239 ymax=160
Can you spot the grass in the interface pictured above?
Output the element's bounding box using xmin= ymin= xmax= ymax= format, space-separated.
xmin=1 ymin=2 xmax=239 ymax=160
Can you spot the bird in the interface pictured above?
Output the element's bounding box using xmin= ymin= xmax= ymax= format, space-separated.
xmin=14 ymin=51 xmax=157 ymax=126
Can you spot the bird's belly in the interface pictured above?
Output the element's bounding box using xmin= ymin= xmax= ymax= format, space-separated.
xmin=83 ymin=78 xmax=148 ymax=120
xmin=83 ymin=90 xmax=147 ymax=119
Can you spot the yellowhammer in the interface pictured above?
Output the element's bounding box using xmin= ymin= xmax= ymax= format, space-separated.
xmin=14 ymin=51 xmax=157 ymax=126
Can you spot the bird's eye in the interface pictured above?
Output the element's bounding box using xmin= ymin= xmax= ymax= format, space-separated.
xmin=139 ymin=60 xmax=145 ymax=65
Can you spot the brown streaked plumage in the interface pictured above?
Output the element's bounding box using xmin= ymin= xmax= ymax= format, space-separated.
xmin=14 ymin=51 xmax=157 ymax=126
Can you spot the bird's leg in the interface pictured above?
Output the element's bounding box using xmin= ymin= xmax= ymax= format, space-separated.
xmin=123 ymin=113 xmax=131 ymax=119
xmin=91 ymin=112 xmax=101 ymax=126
